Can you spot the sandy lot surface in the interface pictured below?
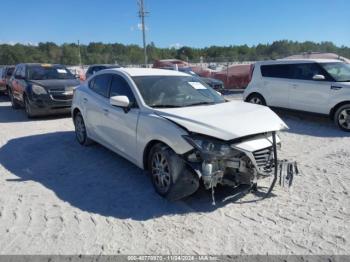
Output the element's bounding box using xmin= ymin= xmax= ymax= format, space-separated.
xmin=0 ymin=95 xmax=349 ymax=255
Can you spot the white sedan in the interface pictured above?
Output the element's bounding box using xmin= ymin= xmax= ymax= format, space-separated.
xmin=72 ymin=68 xmax=294 ymax=201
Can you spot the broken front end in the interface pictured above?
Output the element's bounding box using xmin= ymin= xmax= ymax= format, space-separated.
xmin=182 ymin=131 xmax=298 ymax=204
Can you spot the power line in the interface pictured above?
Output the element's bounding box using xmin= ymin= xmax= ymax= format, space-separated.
xmin=138 ymin=0 xmax=148 ymax=67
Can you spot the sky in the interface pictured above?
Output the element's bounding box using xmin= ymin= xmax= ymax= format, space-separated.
xmin=0 ymin=0 xmax=349 ymax=48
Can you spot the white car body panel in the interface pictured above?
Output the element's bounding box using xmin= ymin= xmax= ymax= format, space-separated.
xmin=244 ymin=59 xmax=350 ymax=115
xmin=72 ymin=68 xmax=288 ymax=170
xmin=154 ymin=101 xmax=287 ymax=141
xmin=233 ymin=134 xmax=280 ymax=152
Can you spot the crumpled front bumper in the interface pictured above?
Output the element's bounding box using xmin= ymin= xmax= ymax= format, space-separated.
xmin=186 ymin=132 xmax=298 ymax=203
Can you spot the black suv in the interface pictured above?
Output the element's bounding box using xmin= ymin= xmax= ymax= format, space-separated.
xmin=0 ymin=65 xmax=15 ymax=95
xmin=8 ymin=63 xmax=80 ymax=117
xmin=85 ymin=64 xmax=120 ymax=79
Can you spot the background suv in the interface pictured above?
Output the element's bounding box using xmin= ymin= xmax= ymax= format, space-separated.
xmin=85 ymin=64 xmax=121 ymax=79
xmin=244 ymin=59 xmax=350 ymax=131
xmin=9 ymin=63 xmax=80 ymax=117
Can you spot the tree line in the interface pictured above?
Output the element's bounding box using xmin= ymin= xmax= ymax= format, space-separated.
xmin=0 ymin=40 xmax=349 ymax=66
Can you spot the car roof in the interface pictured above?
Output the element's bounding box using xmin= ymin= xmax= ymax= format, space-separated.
xmin=17 ymin=63 xmax=65 ymax=67
xmin=108 ymin=68 xmax=190 ymax=77
xmin=256 ymin=58 xmax=342 ymax=65
xmin=89 ymin=64 xmax=120 ymax=67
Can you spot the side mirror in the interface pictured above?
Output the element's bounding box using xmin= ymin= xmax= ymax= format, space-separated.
xmin=110 ymin=95 xmax=130 ymax=109
xmin=312 ymin=74 xmax=325 ymax=81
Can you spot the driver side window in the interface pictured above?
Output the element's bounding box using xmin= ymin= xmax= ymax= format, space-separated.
xmin=109 ymin=75 xmax=137 ymax=108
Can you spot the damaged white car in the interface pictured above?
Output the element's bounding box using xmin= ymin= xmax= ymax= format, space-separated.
xmin=72 ymin=68 xmax=297 ymax=202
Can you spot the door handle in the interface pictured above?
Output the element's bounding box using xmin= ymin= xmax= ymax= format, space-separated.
xmin=103 ymin=108 xmax=109 ymax=115
xmin=83 ymin=98 xmax=88 ymax=103
xmin=331 ymin=86 xmax=342 ymax=90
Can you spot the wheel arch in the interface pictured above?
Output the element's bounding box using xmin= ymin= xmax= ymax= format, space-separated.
xmin=329 ymin=101 xmax=350 ymax=119
xmin=245 ymin=92 xmax=266 ymax=103
xmin=72 ymin=107 xmax=82 ymax=119
xmin=142 ymin=140 xmax=171 ymax=170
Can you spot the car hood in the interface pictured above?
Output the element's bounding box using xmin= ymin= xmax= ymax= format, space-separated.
xmin=337 ymin=82 xmax=350 ymax=87
xmin=153 ymin=101 xmax=288 ymax=141
xmin=28 ymin=79 xmax=80 ymax=91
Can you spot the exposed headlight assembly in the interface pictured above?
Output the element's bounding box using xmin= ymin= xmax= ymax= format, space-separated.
xmin=183 ymin=134 xmax=241 ymax=160
xmin=32 ymin=85 xmax=48 ymax=95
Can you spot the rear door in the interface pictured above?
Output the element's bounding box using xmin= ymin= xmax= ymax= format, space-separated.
xmin=84 ymin=73 xmax=112 ymax=141
xmin=260 ymin=64 xmax=292 ymax=108
xmin=288 ymin=63 xmax=332 ymax=114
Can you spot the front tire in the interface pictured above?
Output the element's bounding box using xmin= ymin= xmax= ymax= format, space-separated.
xmin=148 ymin=143 xmax=174 ymax=197
xmin=24 ymin=95 xmax=35 ymax=118
xmin=247 ymin=93 xmax=266 ymax=106
xmin=74 ymin=112 xmax=93 ymax=145
xmin=334 ymin=104 xmax=350 ymax=132
xmin=9 ymin=89 xmax=20 ymax=109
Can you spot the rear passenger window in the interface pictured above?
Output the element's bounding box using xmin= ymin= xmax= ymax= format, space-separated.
xmin=109 ymin=75 xmax=137 ymax=107
xmin=261 ymin=64 xmax=293 ymax=78
xmin=90 ymin=74 xmax=111 ymax=97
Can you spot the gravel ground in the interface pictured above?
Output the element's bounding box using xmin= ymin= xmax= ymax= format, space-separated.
xmin=0 ymin=95 xmax=349 ymax=255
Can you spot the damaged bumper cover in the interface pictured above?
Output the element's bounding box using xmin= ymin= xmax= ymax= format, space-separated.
xmin=172 ymin=131 xmax=299 ymax=203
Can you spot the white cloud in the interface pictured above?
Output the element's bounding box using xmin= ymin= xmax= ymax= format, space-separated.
xmin=169 ymin=43 xmax=183 ymax=49
xmin=0 ymin=40 xmax=38 ymax=46
xmin=130 ymin=23 xmax=149 ymax=32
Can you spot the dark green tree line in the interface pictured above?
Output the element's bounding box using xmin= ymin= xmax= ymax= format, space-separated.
xmin=0 ymin=40 xmax=349 ymax=65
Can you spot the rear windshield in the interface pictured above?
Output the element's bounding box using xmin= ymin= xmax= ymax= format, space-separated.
xmin=27 ymin=65 xmax=75 ymax=80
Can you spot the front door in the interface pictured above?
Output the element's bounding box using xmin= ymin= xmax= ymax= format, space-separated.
xmin=102 ymin=75 xmax=139 ymax=162
xmin=288 ymin=63 xmax=331 ymax=114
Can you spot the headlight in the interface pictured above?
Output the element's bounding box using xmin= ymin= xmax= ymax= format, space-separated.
xmin=183 ymin=135 xmax=241 ymax=159
xmin=32 ymin=85 xmax=48 ymax=95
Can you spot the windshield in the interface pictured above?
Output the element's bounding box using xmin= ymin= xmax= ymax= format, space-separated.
xmin=7 ymin=67 xmax=14 ymax=76
xmin=321 ymin=62 xmax=350 ymax=82
xmin=178 ymin=68 xmax=199 ymax=77
xmin=132 ymin=75 xmax=225 ymax=108
xmin=27 ymin=65 xmax=75 ymax=80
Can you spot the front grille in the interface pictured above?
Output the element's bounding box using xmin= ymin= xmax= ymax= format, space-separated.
xmin=49 ymin=90 xmax=73 ymax=101
xmin=253 ymin=147 xmax=273 ymax=168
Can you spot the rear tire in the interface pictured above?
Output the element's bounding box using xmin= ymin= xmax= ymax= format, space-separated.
xmin=334 ymin=103 xmax=350 ymax=132
xmin=247 ymin=93 xmax=266 ymax=106
xmin=74 ymin=112 xmax=93 ymax=145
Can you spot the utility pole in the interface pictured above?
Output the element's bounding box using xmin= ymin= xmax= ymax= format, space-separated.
xmin=138 ymin=0 xmax=148 ymax=67
xmin=77 ymin=40 xmax=82 ymax=67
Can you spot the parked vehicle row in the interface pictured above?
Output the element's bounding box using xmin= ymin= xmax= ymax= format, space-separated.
xmin=244 ymin=59 xmax=350 ymax=131
xmin=2 ymin=59 xmax=349 ymax=201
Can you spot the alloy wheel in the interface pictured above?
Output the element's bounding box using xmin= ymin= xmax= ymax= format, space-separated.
xmin=250 ymin=96 xmax=262 ymax=105
xmin=338 ymin=108 xmax=350 ymax=130
xmin=151 ymin=151 xmax=171 ymax=194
